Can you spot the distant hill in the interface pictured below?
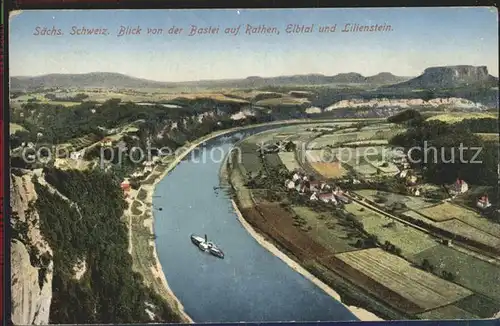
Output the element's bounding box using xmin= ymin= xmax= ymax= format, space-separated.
xmin=366 ymin=72 xmax=411 ymax=84
xmin=10 ymin=72 xmax=173 ymax=90
xmin=386 ymin=65 xmax=499 ymax=90
xmin=10 ymin=71 xmax=412 ymax=91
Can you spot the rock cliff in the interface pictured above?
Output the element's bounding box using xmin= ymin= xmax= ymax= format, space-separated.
xmin=324 ymin=97 xmax=485 ymax=111
xmin=10 ymin=171 xmax=53 ymax=325
xmin=389 ymin=65 xmax=497 ymax=89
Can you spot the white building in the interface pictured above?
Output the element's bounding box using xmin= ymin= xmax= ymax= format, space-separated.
xmin=320 ymin=182 xmax=331 ymax=191
xmin=477 ymin=195 xmax=492 ymax=209
xmin=285 ymin=179 xmax=295 ymax=190
xmin=319 ymin=193 xmax=338 ymax=204
xmin=453 ymin=179 xmax=469 ymax=194
xmin=407 ymin=175 xmax=418 ymax=185
xmin=70 ymin=150 xmax=85 ymax=160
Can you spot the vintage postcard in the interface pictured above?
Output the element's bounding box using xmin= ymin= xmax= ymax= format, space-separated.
xmin=8 ymin=7 xmax=499 ymax=324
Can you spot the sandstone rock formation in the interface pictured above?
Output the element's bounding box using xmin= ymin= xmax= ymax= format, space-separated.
xmin=10 ymin=171 xmax=53 ymax=325
xmin=389 ymin=65 xmax=497 ymax=89
xmin=324 ymin=97 xmax=485 ymax=111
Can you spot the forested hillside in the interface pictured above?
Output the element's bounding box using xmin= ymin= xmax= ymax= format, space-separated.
xmin=34 ymin=168 xmax=178 ymax=323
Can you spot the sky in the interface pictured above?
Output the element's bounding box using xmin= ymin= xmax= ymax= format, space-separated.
xmin=9 ymin=7 xmax=499 ymax=82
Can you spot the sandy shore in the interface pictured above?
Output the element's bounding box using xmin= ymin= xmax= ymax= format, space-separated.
xmin=230 ymin=199 xmax=383 ymax=322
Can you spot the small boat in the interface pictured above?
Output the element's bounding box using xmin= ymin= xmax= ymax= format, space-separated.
xmin=190 ymin=234 xmax=224 ymax=259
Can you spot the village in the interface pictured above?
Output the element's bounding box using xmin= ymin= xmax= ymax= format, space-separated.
xmin=230 ymin=121 xmax=500 ymax=321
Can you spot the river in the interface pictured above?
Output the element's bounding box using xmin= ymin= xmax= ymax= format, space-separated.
xmin=153 ymin=126 xmax=358 ymax=323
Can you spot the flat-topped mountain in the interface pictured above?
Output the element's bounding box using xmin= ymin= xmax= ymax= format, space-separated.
xmin=387 ymin=65 xmax=498 ymax=89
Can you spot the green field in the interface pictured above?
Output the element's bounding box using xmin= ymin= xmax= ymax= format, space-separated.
xmin=329 ymin=146 xmax=388 ymax=162
xmin=9 ymin=123 xmax=26 ymax=135
xmin=344 ymin=202 xmax=439 ymax=256
xmin=437 ymin=219 xmax=500 ymax=249
xmin=419 ymin=202 xmax=480 ymax=222
xmin=368 ymin=160 xmax=400 ymax=174
xmin=278 ymin=152 xmax=301 ymax=171
xmin=264 ymin=153 xmax=284 ymax=169
xmin=475 ymin=133 xmax=499 ymax=142
xmin=355 ymin=189 xmax=435 ymax=211
xmin=241 ymin=153 xmax=262 ymax=175
xmin=291 ymin=206 xmax=358 ymax=253
xmin=342 ymin=139 xmax=389 ymax=146
xmin=426 ymin=112 xmax=498 ymax=123
xmin=417 ymin=304 xmax=479 ymax=320
xmin=335 ymin=248 xmax=473 ymax=312
xmin=454 ymin=294 xmax=500 ymax=318
xmin=255 ymin=96 xmax=309 ymax=106
xmin=308 ymin=132 xmax=382 ymax=149
xmin=411 ymin=245 xmax=500 ymax=302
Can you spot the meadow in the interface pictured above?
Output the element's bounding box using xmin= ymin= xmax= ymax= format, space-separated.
xmin=278 ymin=152 xmax=301 ymax=171
xmin=290 ymin=206 xmax=358 ymax=253
xmin=344 ymin=202 xmax=439 ymax=256
xmin=411 ymin=245 xmax=500 ymax=303
xmin=334 ymin=248 xmax=473 ymax=312
xmin=355 ymin=189 xmax=435 ymax=211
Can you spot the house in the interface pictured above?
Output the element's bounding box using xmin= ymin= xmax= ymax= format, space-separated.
xmin=101 ymin=137 xmax=113 ymax=147
xmin=302 ymin=175 xmax=309 ymax=182
xmin=406 ymin=175 xmax=418 ymax=185
xmin=320 ymin=182 xmax=331 ymax=191
xmin=300 ymin=183 xmax=308 ymax=193
xmin=309 ymin=180 xmax=320 ymax=192
xmin=143 ymin=160 xmax=154 ymax=167
xmin=132 ymin=171 xmax=145 ymax=178
xmin=285 ymin=179 xmax=295 ymax=190
xmin=27 ymin=142 xmax=35 ymax=149
xmin=399 ymin=170 xmax=408 ymax=178
xmin=121 ymin=179 xmax=131 ymax=192
xmin=295 ymin=181 xmax=307 ymax=193
xmin=409 ymin=187 xmax=421 ymax=196
xmin=453 ymin=179 xmax=468 ymax=194
xmin=442 ymin=239 xmax=453 ymax=247
xmin=144 ymin=166 xmax=153 ymax=173
xmin=477 ymin=195 xmax=492 ymax=209
xmin=318 ymin=193 xmax=338 ymax=204
xmin=70 ymin=150 xmax=85 ymax=160
xmin=332 ymin=186 xmax=343 ymax=195
xmin=292 ymin=173 xmax=301 ymax=182
xmin=352 ymin=178 xmax=361 ymax=184
xmin=310 ymin=192 xmax=319 ymax=201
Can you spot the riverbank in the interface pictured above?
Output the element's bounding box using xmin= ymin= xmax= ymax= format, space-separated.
xmin=230 ymin=199 xmax=383 ymax=321
xmin=220 ymin=144 xmax=385 ymax=322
